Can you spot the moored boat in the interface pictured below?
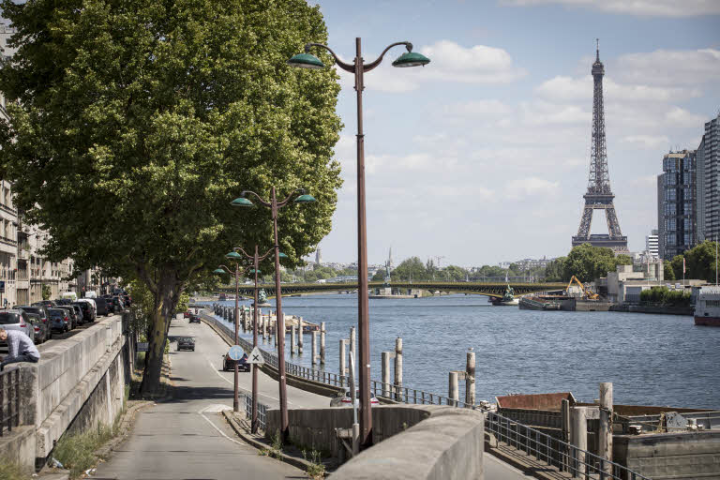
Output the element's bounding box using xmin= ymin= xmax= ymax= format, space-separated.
xmin=695 ymin=286 xmax=720 ymax=326
xmin=490 ymin=285 xmax=520 ymax=306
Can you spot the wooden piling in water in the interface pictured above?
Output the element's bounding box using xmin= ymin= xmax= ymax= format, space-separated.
xmin=599 ymin=382 xmax=613 ymax=473
xmin=298 ymin=317 xmax=304 ymax=354
xmin=466 ymin=348 xmax=475 ymax=405
xmin=339 ymin=339 xmax=346 ymax=387
xmin=290 ymin=325 xmax=296 ymax=355
xmin=311 ymin=331 xmax=317 ymax=366
xmin=395 ymin=337 xmax=403 ymax=401
xmin=570 ymin=407 xmax=588 ymax=477
xmin=382 ymin=351 xmax=391 ymax=398
xmin=320 ymin=322 xmax=326 ymax=365
xmin=448 ymin=371 xmax=459 ymax=406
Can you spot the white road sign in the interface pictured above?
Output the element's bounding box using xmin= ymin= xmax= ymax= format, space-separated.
xmin=247 ymin=347 xmax=265 ymax=365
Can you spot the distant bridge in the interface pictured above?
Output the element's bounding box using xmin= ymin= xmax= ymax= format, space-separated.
xmin=217 ymin=281 xmax=566 ymax=299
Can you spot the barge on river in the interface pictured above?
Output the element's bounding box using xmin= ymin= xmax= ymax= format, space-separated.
xmin=695 ymin=285 xmax=720 ymax=326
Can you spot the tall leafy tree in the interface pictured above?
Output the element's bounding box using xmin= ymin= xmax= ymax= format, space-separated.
xmin=562 ymin=244 xmax=621 ymax=282
xmin=0 ymin=0 xmax=342 ymax=393
xmin=684 ymin=240 xmax=719 ymax=283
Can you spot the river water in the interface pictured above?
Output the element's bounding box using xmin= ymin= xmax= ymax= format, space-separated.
xmin=207 ymin=293 xmax=720 ymax=410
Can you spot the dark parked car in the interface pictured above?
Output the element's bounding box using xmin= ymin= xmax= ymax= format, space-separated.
xmin=93 ymin=297 xmax=111 ymax=317
xmin=17 ymin=306 xmax=52 ymax=340
xmin=177 ymin=337 xmax=195 ymax=351
xmin=55 ymin=306 xmax=78 ymax=329
xmin=222 ymin=353 xmax=250 ymax=372
xmin=110 ymin=296 xmax=124 ymax=313
xmin=73 ymin=302 xmax=95 ymax=323
xmin=189 ymin=314 xmax=201 ymax=324
xmin=48 ymin=308 xmax=71 ymax=333
xmin=54 ymin=298 xmax=72 ymax=306
xmin=27 ymin=313 xmax=50 ymax=343
xmin=123 ymin=294 xmax=132 ymax=306
xmin=33 ymin=300 xmax=57 ymax=310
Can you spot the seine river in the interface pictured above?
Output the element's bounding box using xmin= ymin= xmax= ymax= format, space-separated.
xmin=210 ymin=293 xmax=719 ymax=410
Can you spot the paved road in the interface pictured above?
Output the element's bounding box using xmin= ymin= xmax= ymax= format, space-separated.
xmin=91 ymin=316 xmax=307 ymax=480
xmin=93 ymin=314 xmax=530 ymax=479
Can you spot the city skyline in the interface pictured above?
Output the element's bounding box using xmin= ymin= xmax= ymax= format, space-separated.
xmin=313 ymin=0 xmax=720 ymax=267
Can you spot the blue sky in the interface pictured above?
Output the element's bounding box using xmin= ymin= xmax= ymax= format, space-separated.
xmin=310 ymin=0 xmax=720 ymax=267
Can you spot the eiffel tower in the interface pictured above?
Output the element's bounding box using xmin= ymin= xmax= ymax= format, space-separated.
xmin=572 ymin=41 xmax=628 ymax=252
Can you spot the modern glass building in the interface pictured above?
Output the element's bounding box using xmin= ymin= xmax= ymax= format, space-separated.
xmin=657 ymin=150 xmax=696 ymax=260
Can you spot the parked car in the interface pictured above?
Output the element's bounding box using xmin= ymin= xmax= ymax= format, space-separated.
xmin=93 ymin=297 xmax=111 ymax=317
xmin=0 ymin=309 xmax=35 ymax=342
xmin=33 ymin=300 xmax=57 ymax=310
xmin=183 ymin=311 xmax=192 ymax=318
xmin=55 ymin=306 xmax=78 ymax=329
xmin=48 ymin=308 xmax=71 ymax=333
xmin=74 ymin=300 xmax=96 ymax=322
xmin=222 ymin=353 xmax=250 ymax=372
xmin=330 ymin=388 xmax=380 ymax=408
xmin=27 ymin=313 xmax=50 ymax=343
xmin=17 ymin=305 xmax=52 ymax=340
xmin=177 ymin=337 xmax=195 ymax=351
xmin=71 ymin=304 xmax=85 ymax=325
xmin=189 ymin=314 xmax=201 ymax=324
xmin=123 ymin=294 xmax=132 ymax=306
xmin=54 ymin=298 xmax=72 ymax=306
xmin=110 ymin=296 xmax=124 ymax=313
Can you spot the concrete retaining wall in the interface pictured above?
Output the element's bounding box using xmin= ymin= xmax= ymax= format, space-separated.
xmin=615 ymin=431 xmax=720 ymax=480
xmin=0 ymin=314 xmax=127 ymax=470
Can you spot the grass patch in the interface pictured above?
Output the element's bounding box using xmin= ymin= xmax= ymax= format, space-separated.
xmin=53 ymin=423 xmax=117 ymax=479
xmin=0 ymin=458 xmax=30 ymax=480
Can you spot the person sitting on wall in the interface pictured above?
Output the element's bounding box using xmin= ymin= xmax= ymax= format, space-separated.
xmin=0 ymin=327 xmax=40 ymax=370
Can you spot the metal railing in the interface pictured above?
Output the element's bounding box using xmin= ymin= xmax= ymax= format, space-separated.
xmin=0 ymin=367 xmax=21 ymax=436
xmin=485 ymin=412 xmax=651 ymax=480
xmin=245 ymin=394 xmax=268 ymax=432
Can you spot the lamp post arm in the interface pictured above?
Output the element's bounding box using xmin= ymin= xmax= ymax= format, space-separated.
xmin=275 ymin=188 xmax=307 ymax=208
xmin=305 ymin=43 xmax=354 ymax=72
xmin=364 ymin=41 xmax=413 ymax=72
xmin=218 ymin=265 xmax=233 ymax=274
xmin=259 ymin=247 xmax=275 ymax=262
xmin=240 ymin=190 xmax=271 ymax=208
xmin=234 ymin=246 xmax=253 ymax=260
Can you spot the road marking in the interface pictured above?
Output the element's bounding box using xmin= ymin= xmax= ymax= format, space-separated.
xmin=197 ymin=406 xmax=244 ymax=446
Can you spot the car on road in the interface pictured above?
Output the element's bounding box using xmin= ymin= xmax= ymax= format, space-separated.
xmin=0 ymin=309 xmax=36 ymax=342
xmin=109 ymin=296 xmax=124 ymax=313
xmin=27 ymin=313 xmax=50 ymax=343
xmin=71 ymin=304 xmax=85 ymax=325
xmin=17 ymin=305 xmax=52 ymax=340
xmin=48 ymin=308 xmax=71 ymax=333
xmin=189 ymin=314 xmax=201 ymax=324
xmin=330 ymin=388 xmax=380 ymax=408
xmin=93 ymin=297 xmax=111 ymax=317
xmin=222 ymin=353 xmax=250 ymax=372
xmin=183 ymin=311 xmax=192 ymax=318
xmin=74 ymin=301 xmax=95 ymax=322
xmin=177 ymin=337 xmax=195 ymax=351
xmin=54 ymin=306 xmax=78 ymax=330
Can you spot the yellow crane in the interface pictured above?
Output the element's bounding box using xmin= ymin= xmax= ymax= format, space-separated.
xmin=566 ymin=275 xmax=600 ymax=300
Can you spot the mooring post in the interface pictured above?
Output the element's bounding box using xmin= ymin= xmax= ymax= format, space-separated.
xmin=466 ymin=348 xmax=476 ymax=406
xmin=381 ymin=351 xmax=391 ymax=398
xmin=339 ymin=339 xmax=347 ymax=387
xmin=448 ymin=371 xmax=459 ymax=406
xmin=311 ymin=331 xmax=317 ymax=366
xmin=349 ymin=326 xmax=356 ymax=361
xmin=570 ymin=407 xmax=588 ymax=477
xmin=561 ymin=398 xmax=571 ymax=471
xmin=298 ymin=317 xmax=304 ymax=354
xmin=394 ymin=337 xmax=403 ymax=401
xmin=290 ymin=325 xmax=296 ymax=355
xmin=320 ymin=322 xmax=326 ymax=365
xmin=599 ymin=382 xmax=613 ymax=474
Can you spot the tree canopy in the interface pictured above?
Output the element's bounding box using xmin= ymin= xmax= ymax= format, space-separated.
xmin=666 ymin=241 xmax=718 ymax=283
xmin=0 ymin=0 xmax=343 ymax=391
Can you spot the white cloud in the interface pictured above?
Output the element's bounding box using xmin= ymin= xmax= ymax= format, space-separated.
xmin=617 ymin=49 xmax=720 ymax=86
xmin=500 ymin=0 xmax=720 ymax=17
xmin=664 ymin=106 xmax=708 ymax=128
xmin=419 ymin=40 xmax=527 ymax=84
xmin=536 ymin=75 xmax=701 ymax=103
xmin=443 ymin=99 xmax=513 ymax=118
xmin=504 ymin=177 xmax=560 ymax=199
xmin=622 ymin=135 xmax=670 ymax=149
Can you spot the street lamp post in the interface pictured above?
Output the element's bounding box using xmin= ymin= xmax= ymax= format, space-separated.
xmin=231 ymin=187 xmax=315 ymax=440
xmin=288 ymin=39 xmax=430 ymax=448
xmin=213 ymin=253 xmax=244 ymax=412
xmin=232 ymin=245 xmax=278 ymax=434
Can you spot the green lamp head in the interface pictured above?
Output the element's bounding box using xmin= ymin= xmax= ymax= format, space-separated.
xmin=230 ymin=197 xmax=254 ymax=208
xmin=392 ymin=51 xmax=431 ymax=68
xmin=287 ymin=53 xmax=325 ymax=70
xmin=294 ymin=194 xmax=316 ymax=204
xmin=225 ymin=251 xmax=242 ymax=260
xmin=249 ymin=269 xmax=261 ymax=274
xmin=212 ymin=268 xmax=226 ymax=275
xmin=278 ymin=252 xmax=288 ymax=259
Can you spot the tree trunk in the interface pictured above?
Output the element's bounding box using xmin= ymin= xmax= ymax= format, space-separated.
xmin=139 ymin=270 xmax=184 ymax=395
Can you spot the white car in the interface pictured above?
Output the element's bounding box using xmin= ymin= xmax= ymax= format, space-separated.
xmin=76 ymin=298 xmax=97 ymax=314
xmin=330 ymin=388 xmax=379 ymax=408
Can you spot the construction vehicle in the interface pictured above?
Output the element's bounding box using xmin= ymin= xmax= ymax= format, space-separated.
xmin=566 ymin=275 xmax=600 ymax=300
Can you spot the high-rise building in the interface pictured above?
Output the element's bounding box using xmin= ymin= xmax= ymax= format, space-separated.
xmin=700 ymin=114 xmax=720 ymax=242
xmin=658 ymin=150 xmax=696 ymax=260
xmin=696 ymin=135 xmax=706 ymax=243
xmin=315 ymin=248 xmax=322 ymax=266
xmin=646 ymin=229 xmax=659 ymax=258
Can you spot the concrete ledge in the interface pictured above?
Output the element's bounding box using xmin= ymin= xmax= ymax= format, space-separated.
xmin=330 ymin=406 xmax=484 ymax=480
xmin=0 ymin=426 xmax=36 ymax=471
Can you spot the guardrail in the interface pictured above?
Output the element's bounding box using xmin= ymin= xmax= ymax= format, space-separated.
xmin=244 ymin=395 xmax=268 ymax=432
xmin=208 ymin=312 xmax=651 ymax=479
xmin=0 ymin=367 xmax=20 ymax=437
xmin=485 ymin=411 xmax=651 ymax=480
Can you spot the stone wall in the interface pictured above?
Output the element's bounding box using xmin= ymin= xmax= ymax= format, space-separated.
xmin=615 ymin=431 xmax=720 ymax=480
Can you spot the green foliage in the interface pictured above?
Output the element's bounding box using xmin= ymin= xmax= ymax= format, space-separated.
xmin=0 ymin=0 xmax=342 ymax=392
xmin=684 ymin=240 xmax=719 ymax=283
xmin=0 ymin=458 xmax=29 ymax=480
xmin=53 ymin=423 xmax=117 ymax=479
xmin=302 ymin=449 xmax=326 ymax=479
xmin=639 ymin=286 xmax=692 ymax=306
xmin=543 ymin=257 xmax=567 ymax=282
xmin=562 ymin=244 xmax=623 ymax=282
xmin=664 ymin=260 xmax=676 ymax=281
xmin=41 ymin=284 xmax=51 ymax=301
xmin=670 ymin=255 xmax=685 ymax=281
